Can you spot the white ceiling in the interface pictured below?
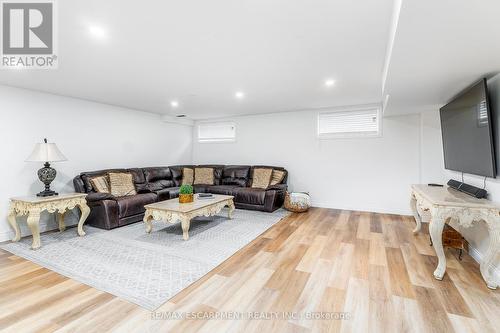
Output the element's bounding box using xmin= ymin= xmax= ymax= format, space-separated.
xmin=0 ymin=0 xmax=393 ymax=119
xmin=2 ymin=0 xmax=500 ymax=119
xmin=383 ymin=0 xmax=500 ymax=115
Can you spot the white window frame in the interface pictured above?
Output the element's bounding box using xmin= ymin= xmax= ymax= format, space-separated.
xmin=317 ymin=105 xmax=382 ymax=139
xmin=197 ymin=121 xmax=236 ymax=143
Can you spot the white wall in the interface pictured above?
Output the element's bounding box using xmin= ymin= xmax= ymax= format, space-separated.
xmin=193 ymin=110 xmax=422 ymax=215
xmin=0 ymin=86 xmax=193 ymax=242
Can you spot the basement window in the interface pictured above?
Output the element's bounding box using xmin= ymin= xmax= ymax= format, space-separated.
xmin=317 ymin=106 xmax=382 ymax=139
xmin=198 ymin=121 xmax=236 ymax=143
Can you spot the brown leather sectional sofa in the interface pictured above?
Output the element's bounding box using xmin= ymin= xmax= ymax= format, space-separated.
xmin=73 ymin=165 xmax=288 ymax=230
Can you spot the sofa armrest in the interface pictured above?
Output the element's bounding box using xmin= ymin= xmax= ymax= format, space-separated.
xmin=263 ymin=188 xmax=287 ymax=212
xmin=266 ymin=184 xmax=287 ymax=192
xmin=85 ymin=199 xmax=120 ymax=230
xmin=86 ymin=193 xmax=116 ymax=202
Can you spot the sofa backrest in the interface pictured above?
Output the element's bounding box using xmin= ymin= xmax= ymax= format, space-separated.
xmin=75 ymin=168 xmax=149 ymax=193
xmin=143 ymin=167 xmax=174 ymax=191
xmin=127 ymin=168 xmax=149 ymax=193
xmin=73 ymin=164 xmax=288 ymax=193
xmin=222 ymin=165 xmax=251 ymax=187
xmin=168 ymin=165 xmax=194 ymax=186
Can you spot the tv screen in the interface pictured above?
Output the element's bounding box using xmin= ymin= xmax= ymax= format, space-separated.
xmin=440 ymin=79 xmax=496 ymax=178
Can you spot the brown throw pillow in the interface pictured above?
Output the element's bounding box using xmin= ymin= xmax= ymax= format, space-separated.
xmin=194 ymin=168 xmax=214 ymax=185
xmin=182 ymin=168 xmax=194 ymax=185
xmin=251 ymin=168 xmax=273 ymax=189
xmin=90 ymin=175 xmax=110 ymax=193
xmin=108 ymin=172 xmax=137 ymax=197
xmin=270 ymin=170 xmax=285 ymax=186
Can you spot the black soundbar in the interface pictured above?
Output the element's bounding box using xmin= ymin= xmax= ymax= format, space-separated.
xmin=447 ymin=179 xmax=488 ymax=199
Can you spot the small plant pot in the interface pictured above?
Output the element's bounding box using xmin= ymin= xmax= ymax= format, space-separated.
xmin=179 ymin=193 xmax=194 ymax=203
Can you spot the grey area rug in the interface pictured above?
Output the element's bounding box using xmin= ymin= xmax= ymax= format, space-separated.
xmin=1 ymin=208 xmax=289 ymax=310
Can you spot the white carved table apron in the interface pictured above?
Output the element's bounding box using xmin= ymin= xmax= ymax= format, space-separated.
xmin=410 ymin=185 xmax=500 ymax=290
xmin=144 ymin=197 xmax=235 ymax=241
xmin=7 ymin=193 xmax=90 ymax=250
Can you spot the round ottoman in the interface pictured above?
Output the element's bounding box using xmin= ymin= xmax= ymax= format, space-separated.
xmin=284 ymin=191 xmax=311 ymax=213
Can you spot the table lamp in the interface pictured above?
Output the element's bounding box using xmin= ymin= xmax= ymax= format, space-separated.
xmin=26 ymin=138 xmax=67 ymax=197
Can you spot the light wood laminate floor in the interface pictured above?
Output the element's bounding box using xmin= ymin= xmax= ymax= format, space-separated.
xmin=0 ymin=208 xmax=499 ymax=332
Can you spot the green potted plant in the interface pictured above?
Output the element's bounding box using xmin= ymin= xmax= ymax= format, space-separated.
xmin=179 ymin=184 xmax=194 ymax=203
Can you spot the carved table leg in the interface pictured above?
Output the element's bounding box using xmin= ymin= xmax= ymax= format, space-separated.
xmin=429 ymin=214 xmax=447 ymax=281
xmin=181 ymin=216 xmax=191 ymax=240
xmin=77 ymin=203 xmax=90 ymax=237
xmin=228 ymin=200 xmax=235 ymax=219
xmin=480 ymin=228 xmax=499 ymax=290
xmin=27 ymin=209 xmax=41 ymax=250
xmin=410 ymin=194 xmax=422 ymax=234
xmin=7 ymin=210 xmax=21 ymax=242
xmin=58 ymin=210 xmax=66 ymax=232
xmin=144 ymin=210 xmax=153 ymax=233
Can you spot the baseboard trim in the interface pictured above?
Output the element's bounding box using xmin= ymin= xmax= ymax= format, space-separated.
xmin=0 ymin=230 xmax=13 ymax=243
xmin=468 ymin=245 xmax=500 ymax=285
xmin=311 ymin=201 xmax=411 ymax=216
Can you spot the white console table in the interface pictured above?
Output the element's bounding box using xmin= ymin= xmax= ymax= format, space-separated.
xmin=410 ymin=184 xmax=499 ymax=289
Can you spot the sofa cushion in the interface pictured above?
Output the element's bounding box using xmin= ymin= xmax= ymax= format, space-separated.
xmin=128 ymin=168 xmax=148 ymax=193
xmin=208 ymin=185 xmax=240 ymax=196
xmin=270 ymin=169 xmax=286 ymax=186
xmin=222 ymin=165 xmax=250 ymax=187
xmin=165 ymin=186 xmax=180 ymax=198
xmin=81 ymin=169 xmax=127 ymax=193
xmin=193 ymin=185 xmax=209 ymax=193
xmin=196 ymin=165 xmax=224 ymax=185
xmin=143 ymin=167 xmax=174 ymax=191
xmin=89 ymin=175 xmax=110 ymax=193
xmin=155 ymin=188 xmax=171 ymax=201
xmin=109 ymin=172 xmax=137 ymax=197
xmin=235 ymin=188 xmax=266 ymax=205
xmin=182 ymin=167 xmax=194 ymax=185
xmin=251 ymin=168 xmax=273 ymax=189
xmin=250 ymin=165 xmax=288 ymax=186
xmin=148 ymin=179 xmax=175 ymax=191
xmin=116 ymin=193 xmax=157 ymax=218
xmin=194 ymin=167 xmax=214 ymax=185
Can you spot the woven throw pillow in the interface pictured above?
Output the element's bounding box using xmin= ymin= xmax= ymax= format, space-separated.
xmin=90 ymin=175 xmax=110 ymax=193
xmin=270 ymin=169 xmax=285 ymax=186
xmin=108 ymin=172 xmax=137 ymax=197
xmin=182 ymin=168 xmax=194 ymax=185
xmin=251 ymin=168 xmax=273 ymax=189
xmin=194 ymin=168 xmax=214 ymax=185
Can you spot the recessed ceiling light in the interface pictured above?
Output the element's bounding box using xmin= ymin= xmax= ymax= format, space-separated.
xmin=235 ymin=91 xmax=245 ymax=99
xmin=88 ymin=25 xmax=107 ymax=39
xmin=324 ymin=79 xmax=335 ymax=87
xmin=170 ymin=100 xmax=179 ymax=108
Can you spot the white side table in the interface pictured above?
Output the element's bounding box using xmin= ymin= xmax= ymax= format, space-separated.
xmin=7 ymin=193 xmax=90 ymax=250
xmin=410 ymin=184 xmax=500 ymax=289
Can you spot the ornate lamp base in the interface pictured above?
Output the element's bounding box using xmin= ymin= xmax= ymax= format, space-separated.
xmin=37 ymin=162 xmax=58 ymax=197
xmin=37 ymin=189 xmax=58 ymax=197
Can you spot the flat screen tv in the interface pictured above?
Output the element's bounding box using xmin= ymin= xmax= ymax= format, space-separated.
xmin=440 ymin=78 xmax=496 ymax=178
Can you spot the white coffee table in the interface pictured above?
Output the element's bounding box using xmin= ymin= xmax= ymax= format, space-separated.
xmin=143 ymin=194 xmax=235 ymax=240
